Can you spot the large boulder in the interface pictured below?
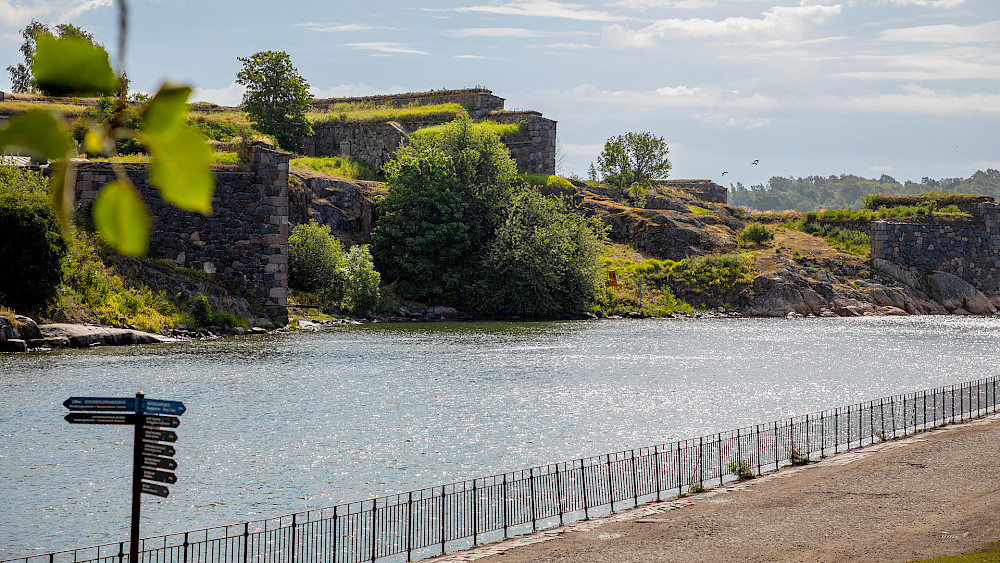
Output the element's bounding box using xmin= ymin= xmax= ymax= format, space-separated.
xmin=39 ymin=324 xmax=169 ymax=348
xmin=926 ymin=271 xmax=997 ymax=314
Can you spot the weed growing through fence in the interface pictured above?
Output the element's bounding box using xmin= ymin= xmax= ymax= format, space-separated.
xmin=789 ymin=448 xmax=811 ymax=466
xmin=727 ymin=460 xmax=756 ymax=482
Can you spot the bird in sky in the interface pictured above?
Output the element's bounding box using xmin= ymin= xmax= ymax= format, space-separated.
xmin=752 ymin=159 xmax=759 ymax=165
xmin=722 ymin=171 xmax=728 ymax=176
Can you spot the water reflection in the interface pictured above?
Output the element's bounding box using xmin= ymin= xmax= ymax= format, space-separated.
xmin=1 ymin=316 xmax=998 ymax=557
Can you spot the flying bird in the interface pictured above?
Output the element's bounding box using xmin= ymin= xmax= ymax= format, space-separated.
xmin=722 ymin=171 xmax=728 ymax=176
xmin=752 ymin=159 xmax=759 ymax=165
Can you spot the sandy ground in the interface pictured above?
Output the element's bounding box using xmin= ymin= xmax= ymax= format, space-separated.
xmin=429 ymin=415 xmax=1000 ymax=563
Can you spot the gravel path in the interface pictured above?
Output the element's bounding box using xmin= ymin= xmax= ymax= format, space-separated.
xmin=429 ymin=415 xmax=1000 ymax=563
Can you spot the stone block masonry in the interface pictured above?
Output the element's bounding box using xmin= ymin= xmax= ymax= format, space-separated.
xmin=73 ymin=144 xmax=289 ymax=325
xmin=871 ymin=203 xmax=1000 ymax=293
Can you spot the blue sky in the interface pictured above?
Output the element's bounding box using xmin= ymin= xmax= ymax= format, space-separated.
xmin=2 ymin=0 xmax=998 ymax=188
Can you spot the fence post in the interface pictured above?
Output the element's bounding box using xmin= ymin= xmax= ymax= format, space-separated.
xmin=699 ymin=437 xmax=705 ymax=486
xmin=118 ymin=543 xmax=124 ymax=563
xmin=773 ymin=421 xmax=779 ymax=470
xmin=529 ymin=468 xmax=538 ymax=532
xmin=952 ymin=384 xmax=956 ymax=423
xmin=630 ymin=451 xmax=640 ymax=505
xmin=182 ymin=532 xmax=189 ymax=563
xmin=755 ymin=425 xmax=762 ymax=476
xmin=736 ymin=429 xmax=743 ymax=476
xmin=406 ymin=492 xmax=413 ymax=562
xmin=879 ymin=398 xmax=885 ymax=440
xmin=369 ymin=500 xmax=377 ymax=562
xmin=580 ymin=460 xmax=590 ymax=520
xmin=654 ymin=445 xmax=662 ymax=502
xmin=676 ymin=443 xmax=682 ymax=494
xmin=243 ymin=523 xmax=250 ymax=563
xmin=502 ymin=474 xmax=509 ymax=538
xmin=331 ymin=507 xmax=338 ymax=563
xmin=605 ymin=454 xmax=614 ymax=511
xmin=891 ymin=396 xmax=897 ymax=438
xmin=472 ymin=479 xmax=479 ymax=545
xmin=804 ymin=414 xmax=809 ymax=460
xmin=555 ymin=464 xmax=564 ymax=526
xmin=440 ymin=486 xmax=447 ymax=555
xmin=717 ymin=434 xmax=723 ymax=486
xmin=291 ymin=513 xmax=297 ymax=563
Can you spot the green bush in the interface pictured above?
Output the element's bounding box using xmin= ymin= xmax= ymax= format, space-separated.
xmin=0 ymin=166 xmax=67 ymax=313
xmin=666 ymin=254 xmax=753 ymax=308
xmin=289 ymin=219 xmax=348 ymax=303
xmin=738 ymin=222 xmax=774 ymax=246
xmin=189 ymin=293 xmax=212 ymax=326
xmin=478 ymin=188 xmax=606 ymax=317
xmin=345 ymin=244 xmax=380 ymax=314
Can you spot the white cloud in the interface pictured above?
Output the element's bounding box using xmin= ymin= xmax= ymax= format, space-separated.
xmin=885 ymin=0 xmax=965 ymax=7
xmin=295 ymin=22 xmax=396 ymax=32
xmin=880 ymin=20 xmax=1000 ymax=44
xmin=0 ymin=0 xmax=113 ymax=28
xmin=602 ymin=2 xmax=842 ymax=46
xmin=609 ymin=0 xmax=717 ymax=9
xmin=447 ymin=27 xmax=547 ymax=37
xmin=192 ymin=81 xmax=245 ymax=106
xmin=835 ymin=48 xmax=1000 ymax=80
xmin=816 ymin=85 xmax=1000 ymax=115
xmin=546 ymin=42 xmax=597 ymax=49
xmin=455 ymin=54 xmax=488 ymax=59
xmin=456 ymin=0 xmax=627 ymax=22
xmin=345 ymin=42 xmax=430 ymax=55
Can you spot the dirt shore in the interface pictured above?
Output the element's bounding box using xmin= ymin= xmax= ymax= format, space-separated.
xmin=430 ymin=415 xmax=1000 ymax=563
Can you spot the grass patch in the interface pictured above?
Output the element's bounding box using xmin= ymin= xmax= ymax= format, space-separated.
xmin=688 ymin=205 xmax=710 ymax=215
xmin=187 ymin=115 xmax=254 ymax=142
xmin=0 ymin=100 xmax=91 ymax=119
xmin=909 ymin=542 xmax=1000 ymax=562
xmin=408 ymin=119 xmax=526 ymax=143
xmin=290 ymin=156 xmax=377 ymax=180
xmin=862 ymin=191 xmax=992 ymax=211
xmin=86 ymin=152 xmax=242 ymax=165
xmin=309 ymin=102 xmax=468 ymax=124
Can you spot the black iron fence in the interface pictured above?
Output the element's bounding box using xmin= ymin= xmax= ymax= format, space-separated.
xmin=6 ymin=376 xmax=998 ymax=563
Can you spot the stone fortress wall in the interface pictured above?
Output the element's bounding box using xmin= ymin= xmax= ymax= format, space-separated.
xmin=72 ymin=145 xmax=290 ymax=324
xmin=303 ymin=88 xmax=557 ymax=175
xmin=871 ymin=202 xmax=1000 ymax=292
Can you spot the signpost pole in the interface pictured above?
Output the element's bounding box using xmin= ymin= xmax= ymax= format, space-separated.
xmin=130 ymin=392 xmax=145 ymax=563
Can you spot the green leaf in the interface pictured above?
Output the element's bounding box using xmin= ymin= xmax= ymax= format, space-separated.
xmin=141 ymin=84 xmax=193 ymax=136
xmin=93 ymin=180 xmax=151 ymax=256
xmin=48 ymin=160 xmax=77 ymax=230
xmin=146 ymin=124 xmax=214 ymax=214
xmin=0 ymin=110 xmax=72 ymax=161
xmin=32 ymin=35 xmax=118 ymax=97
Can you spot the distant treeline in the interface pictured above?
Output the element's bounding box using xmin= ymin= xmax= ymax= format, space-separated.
xmin=729 ymin=169 xmax=1000 ymax=211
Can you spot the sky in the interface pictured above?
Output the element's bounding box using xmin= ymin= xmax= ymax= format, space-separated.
xmin=1 ymin=0 xmax=998 ymax=188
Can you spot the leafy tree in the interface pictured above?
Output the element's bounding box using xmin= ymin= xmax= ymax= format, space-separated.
xmin=372 ymin=118 xmax=518 ymax=304
xmin=345 ymin=245 xmax=380 ymax=314
xmin=597 ymin=131 xmax=671 ymax=188
xmin=0 ymin=166 xmax=67 ymax=313
xmin=478 ymin=188 xmax=606 ymax=317
xmin=737 ymin=222 xmax=774 ymax=246
xmin=6 ymin=21 xmax=107 ymax=94
xmin=235 ymin=51 xmax=313 ymax=152
xmin=288 ymin=219 xmax=347 ymax=302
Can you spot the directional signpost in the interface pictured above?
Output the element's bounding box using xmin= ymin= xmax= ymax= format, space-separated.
xmin=64 ymin=393 xmax=185 ymax=563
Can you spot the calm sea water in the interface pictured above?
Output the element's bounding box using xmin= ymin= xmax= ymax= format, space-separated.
xmin=1 ymin=316 xmax=997 ymax=558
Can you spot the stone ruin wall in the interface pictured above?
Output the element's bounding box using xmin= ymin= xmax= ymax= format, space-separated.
xmin=304 ymin=89 xmax=557 ymax=176
xmin=871 ymin=203 xmax=1000 ymax=292
xmin=660 ymin=180 xmax=727 ymax=204
xmin=72 ymin=145 xmax=290 ymax=324
xmin=312 ymin=88 xmax=505 ymax=118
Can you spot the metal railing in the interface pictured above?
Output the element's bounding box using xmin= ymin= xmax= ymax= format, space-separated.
xmin=6 ymin=376 xmax=998 ymax=563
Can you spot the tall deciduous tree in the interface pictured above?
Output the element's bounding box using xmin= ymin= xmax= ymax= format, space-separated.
xmin=597 ymin=131 xmax=671 ymax=188
xmin=7 ymin=21 xmax=108 ymax=93
xmin=235 ymin=51 xmax=313 ymax=152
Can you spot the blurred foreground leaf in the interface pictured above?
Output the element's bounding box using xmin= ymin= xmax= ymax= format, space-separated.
xmin=147 ymin=124 xmax=214 ymax=215
xmin=93 ymin=180 xmax=151 ymax=256
xmin=141 ymin=84 xmax=192 ymax=135
xmin=0 ymin=111 xmax=72 ymax=161
xmin=48 ymin=160 xmax=77 ymax=230
xmin=32 ymin=35 xmax=118 ymax=97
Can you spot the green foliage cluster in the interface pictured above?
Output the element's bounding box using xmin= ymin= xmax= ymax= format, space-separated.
xmin=737 ymin=222 xmax=774 ymax=246
xmin=57 ymin=232 xmax=179 ymax=331
xmin=288 ymin=220 xmax=381 ymax=312
xmin=478 ymin=188 xmax=606 ymax=318
xmin=800 ymin=222 xmax=872 ymax=259
xmin=861 ymin=191 xmax=985 ymax=211
xmin=72 ymin=97 xmax=144 ymax=156
xmin=185 ymin=292 xmax=247 ymax=328
xmin=0 ymin=166 xmax=67 ymax=313
xmin=373 ymin=117 xmax=518 ymax=305
xmin=595 ymin=131 xmax=671 ymax=188
xmin=408 ymin=120 xmax=525 ymax=144
xmin=665 ymin=254 xmax=754 ymax=309
xmin=730 ymin=170 xmax=1000 ymax=212
xmin=373 ymin=117 xmax=605 ymax=317
xmin=289 ymin=219 xmax=348 ymax=301
xmin=236 ymin=51 xmax=314 ymax=152
xmin=187 ymin=115 xmax=254 ymax=142
xmin=727 ymin=460 xmax=755 ymax=482
xmin=6 ymin=21 xmax=107 ymax=94
xmin=628 ymin=181 xmax=649 ymax=208
xmin=309 ymin=102 xmax=468 ymax=124
xmin=290 ymin=156 xmax=377 ymax=180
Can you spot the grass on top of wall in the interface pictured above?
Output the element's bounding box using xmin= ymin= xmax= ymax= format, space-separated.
xmin=290 ymin=156 xmax=377 ymax=181
xmin=408 ymin=120 xmax=526 ymax=144
xmin=0 ymin=100 xmax=91 ymax=119
xmin=308 ymin=102 xmax=468 ymax=124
